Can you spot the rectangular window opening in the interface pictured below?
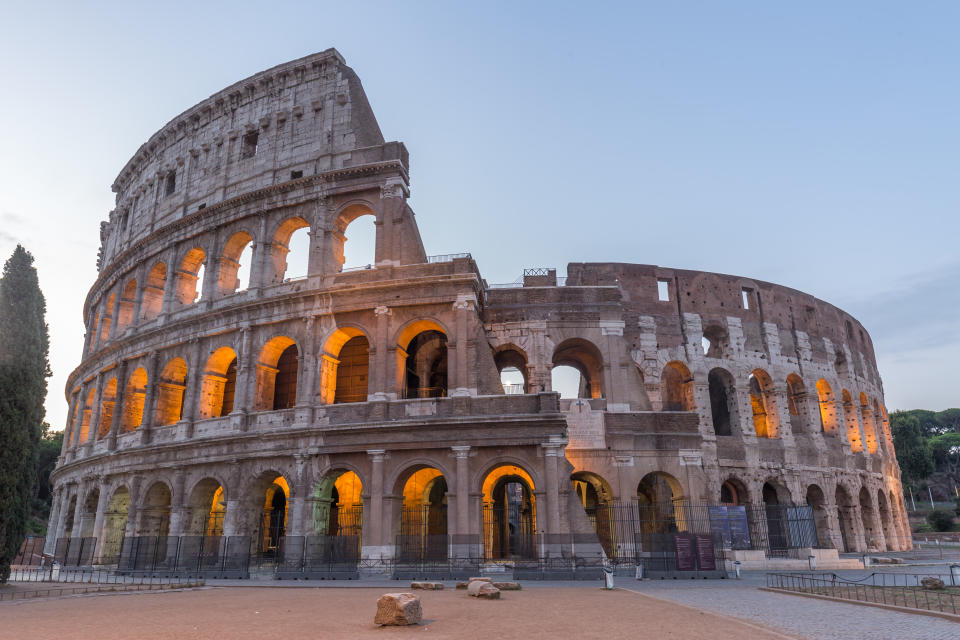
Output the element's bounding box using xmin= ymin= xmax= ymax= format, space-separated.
xmin=241 ymin=131 xmax=259 ymax=159
xmin=164 ymin=172 xmax=176 ymax=197
xmin=657 ymin=279 xmax=670 ymax=302
xmin=290 ymin=170 xmax=303 ymax=180
xmin=741 ymin=288 xmax=752 ymax=310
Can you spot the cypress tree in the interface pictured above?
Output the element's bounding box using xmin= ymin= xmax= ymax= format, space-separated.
xmin=0 ymin=245 xmax=49 ymax=583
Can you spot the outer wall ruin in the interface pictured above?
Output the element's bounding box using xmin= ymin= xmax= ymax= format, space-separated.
xmin=47 ymin=49 xmax=909 ymax=569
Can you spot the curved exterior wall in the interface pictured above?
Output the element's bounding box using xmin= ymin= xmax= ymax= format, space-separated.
xmin=48 ymin=50 xmax=909 ymax=565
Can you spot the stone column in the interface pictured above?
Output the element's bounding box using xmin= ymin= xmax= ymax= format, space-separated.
xmin=287 ymin=455 xmax=310 ymax=538
xmin=53 ymin=485 xmax=75 ymax=546
xmin=139 ymin=351 xmax=160 ymax=445
xmin=85 ymin=373 xmax=106 ymax=451
xmin=90 ymin=478 xmax=111 ymax=562
xmin=450 ymin=295 xmax=475 ymax=396
xmin=542 ymin=436 xmax=565 ymax=534
xmin=371 ymin=305 xmax=391 ymax=399
xmin=62 ymin=392 xmax=79 ymax=455
xmin=131 ymin=263 xmax=147 ymax=330
xmin=364 ymin=450 xmax=387 ymax=559
xmin=295 ymin=318 xmax=316 ymax=423
xmin=599 ymin=320 xmax=628 ymax=411
xmin=452 ymin=446 xmax=471 ymax=543
xmin=124 ymin=476 xmax=142 ymax=538
xmin=69 ymin=483 xmax=87 ymax=540
xmin=44 ymin=488 xmax=63 ymax=555
xmin=167 ymin=468 xmax=187 ymax=537
xmin=199 ymin=236 xmax=219 ymax=309
xmin=158 ymin=247 xmax=179 ymax=321
xmin=107 ymin=360 xmax=128 ymax=451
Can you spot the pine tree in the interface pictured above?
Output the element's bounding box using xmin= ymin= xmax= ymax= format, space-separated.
xmin=0 ymin=245 xmax=49 ymax=583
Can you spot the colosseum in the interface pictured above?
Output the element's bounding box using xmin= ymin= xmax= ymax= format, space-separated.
xmin=46 ymin=49 xmax=909 ymax=578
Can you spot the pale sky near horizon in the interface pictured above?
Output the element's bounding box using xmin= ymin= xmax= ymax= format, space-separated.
xmin=1 ymin=1 xmax=957 ymax=432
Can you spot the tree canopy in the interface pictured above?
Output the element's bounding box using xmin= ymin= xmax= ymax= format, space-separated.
xmin=891 ymin=408 xmax=960 ymax=500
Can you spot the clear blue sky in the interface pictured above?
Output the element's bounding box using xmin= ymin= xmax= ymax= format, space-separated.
xmin=1 ymin=1 xmax=957 ymax=431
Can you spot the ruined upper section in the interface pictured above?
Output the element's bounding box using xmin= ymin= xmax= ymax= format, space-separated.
xmin=98 ymin=48 xmax=396 ymax=270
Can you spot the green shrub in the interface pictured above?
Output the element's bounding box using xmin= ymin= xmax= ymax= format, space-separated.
xmin=927 ymin=509 xmax=955 ymax=532
xmin=914 ymin=522 xmax=934 ymax=533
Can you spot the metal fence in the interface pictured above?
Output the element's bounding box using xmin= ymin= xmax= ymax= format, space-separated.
xmin=115 ymin=535 xmax=251 ymax=578
xmin=12 ymin=536 xmax=47 ymax=566
xmin=275 ymin=535 xmax=362 ymax=579
xmin=767 ymin=572 xmax=960 ymax=615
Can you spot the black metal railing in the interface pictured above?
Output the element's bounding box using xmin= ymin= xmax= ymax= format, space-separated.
xmin=116 ymin=535 xmax=251 ymax=577
xmin=767 ymin=572 xmax=960 ymax=615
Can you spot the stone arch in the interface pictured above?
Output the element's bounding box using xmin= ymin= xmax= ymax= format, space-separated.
xmin=139 ymin=481 xmax=172 ymax=537
xmin=254 ymin=335 xmax=299 ymax=411
xmin=78 ymin=487 xmax=99 ymax=538
xmin=175 ymin=247 xmax=206 ymax=305
xmin=637 ymin=471 xmax=686 ymax=533
xmin=660 ymin=361 xmax=694 ymax=411
xmin=186 ymin=477 xmax=227 ymax=536
xmin=786 ymin=374 xmax=811 ymax=434
xmin=311 ymin=468 xmax=364 ymax=539
xmin=859 ymin=486 xmax=879 ymax=550
xmin=493 ymin=344 xmax=529 ymax=394
xmin=482 ymin=464 xmax=537 ymax=560
xmin=805 ymin=484 xmax=831 ymax=548
xmin=79 ymin=387 xmax=95 ymax=443
xmin=816 ymin=379 xmax=838 ymax=435
xmin=749 ymin=369 xmax=777 ymax=438
xmin=720 ymin=476 xmax=749 ymax=505
xmin=571 ymin=471 xmax=616 ymax=557
xmin=88 ymin=309 xmax=100 ymax=354
xmin=120 ymin=367 xmax=148 ymax=432
xmin=551 ymin=338 xmax=604 ymax=399
xmin=97 ymin=377 xmax=118 ymax=439
xmin=199 ymin=346 xmax=238 ymax=419
xmin=269 ymin=216 xmax=310 ymax=283
xmin=394 ymin=464 xmax=450 ymax=561
xmin=708 ymin=367 xmax=738 ymax=436
xmin=216 ymin=230 xmax=254 ymax=297
xmin=761 ymin=480 xmax=790 ymax=551
xmin=62 ymin=493 xmax=78 ymax=539
xmin=116 ymin=278 xmax=137 ymax=333
xmin=841 ymin=389 xmax=863 ymax=452
xmin=876 ymin=489 xmax=896 ymax=551
xmin=140 ymin=262 xmax=166 ymax=322
xmin=701 ymin=323 xmax=730 ymax=359
xmin=98 ymin=293 xmax=115 ymax=344
xmin=834 ymin=484 xmax=858 ymax=552
xmin=333 ymin=202 xmax=377 ymax=271
xmin=155 ymin=357 xmax=187 ymax=426
xmin=396 ymin=320 xmax=448 ymax=399
xmin=319 ymin=326 xmax=371 ymax=404
xmin=246 ymin=471 xmax=291 ymax=553
xmin=101 ymin=485 xmax=130 ymax=561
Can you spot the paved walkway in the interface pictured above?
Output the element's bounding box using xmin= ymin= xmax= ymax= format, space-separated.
xmin=632 ymin=574 xmax=958 ymax=640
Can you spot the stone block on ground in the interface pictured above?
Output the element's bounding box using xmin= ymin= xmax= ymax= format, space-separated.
xmin=410 ymin=581 xmax=444 ymax=590
xmin=467 ymin=581 xmax=501 ymax=599
xmin=374 ymin=593 xmax=422 ymax=626
xmin=468 ymin=576 xmax=492 ymax=583
xmin=493 ymin=582 xmax=521 ymax=590
xmin=921 ymin=577 xmax=945 ymax=590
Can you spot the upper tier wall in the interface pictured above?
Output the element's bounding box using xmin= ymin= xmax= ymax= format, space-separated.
xmin=98 ymin=49 xmax=390 ymax=272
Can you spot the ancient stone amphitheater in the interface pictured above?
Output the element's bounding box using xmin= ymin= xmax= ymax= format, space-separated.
xmin=47 ymin=49 xmax=908 ymax=577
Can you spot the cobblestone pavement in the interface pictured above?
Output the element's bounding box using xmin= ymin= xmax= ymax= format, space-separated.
xmin=630 ymin=574 xmax=959 ymax=640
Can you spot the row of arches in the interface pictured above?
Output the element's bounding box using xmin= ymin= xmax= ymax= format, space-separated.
xmin=87 ymin=210 xmax=378 ymax=356
xmin=660 ymin=361 xmax=890 ymax=453
xmin=493 ymin=338 xmax=605 ymax=399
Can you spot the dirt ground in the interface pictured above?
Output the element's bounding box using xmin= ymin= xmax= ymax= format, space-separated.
xmin=0 ymin=586 xmax=796 ymax=640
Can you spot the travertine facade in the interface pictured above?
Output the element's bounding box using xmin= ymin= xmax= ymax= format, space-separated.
xmin=48 ymin=50 xmax=909 ymax=566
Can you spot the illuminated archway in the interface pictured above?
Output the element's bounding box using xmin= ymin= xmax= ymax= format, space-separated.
xmin=860 ymin=393 xmax=878 ymax=454
xmin=636 ymin=471 xmax=686 ymax=534
xmin=661 ymin=361 xmax=694 ymax=411
xmin=786 ymin=374 xmax=810 ymax=433
xmin=396 ymin=466 xmax=448 ymax=561
xmin=254 ymin=336 xmax=299 ymax=411
xmin=749 ymin=369 xmax=777 ymax=438
xmin=79 ymin=388 xmax=95 ymax=443
xmin=269 ymin=217 xmax=310 ymax=283
xmin=199 ymin=347 xmax=238 ymax=419
xmin=140 ymin=262 xmax=166 ymax=322
xmin=186 ymin=478 xmax=226 ymax=537
xmin=175 ymin=247 xmax=206 ymax=305
xmin=120 ymin=367 xmax=148 ymax=432
xmin=97 ymin=377 xmax=117 ymax=439
xmin=312 ymin=470 xmax=363 ymax=537
xmin=816 ymin=379 xmax=838 ymax=434
xmin=98 ymin=294 xmax=115 ymax=344
xmin=397 ymin=320 xmax=448 ymax=399
xmin=116 ymin=278 xmax=137 ymax=333
xmin=257 ymin=475 xmax=290 ymax=554
xmin=571 ymin=471 xmax=615 ymax=556
xmin=216 ymin=231 xmax=253 ymax=296
xmin=319 ymin=327 xmax=370 ymax=404
xmin=155 ymin=358 xmax=187 ymax=426
xmin=482 ymin=465 xmax=537 ymax=560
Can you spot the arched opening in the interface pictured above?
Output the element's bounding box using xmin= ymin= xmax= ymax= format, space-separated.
xmin=88 ymin=310 xmax=100 ymax=354
xmin=116 ymin=279 xmax=137 ymax=333
xmin=402 ymin=329 xmax=448 ymax=399
xmin=397 ymin=467 xmax=448 ymax=561
xmin=258 ymin=476 xmax=290 ymax=555
xmin=859 ymin=487 xmax=878 ymax=549
xmin=199 ymin=347 xmax=238 ymax=419
xmin=805 ymin=485 xmax=830 ymax=550
xmin=312 ymin=470 xmax=363 ymax=537
xmin=97 ymin=377 xmax=118 ymax=439
xmin=270 ymin=217 xmax=310 ymax=283
xmin=155 ymin=358 xmax=187 ymax=426
xmin=339 ymin=212 xmax=377 ymax=271
xmin=552 ymin=338 xmax=603 ymax=399
xmin=860 ymin=393 xmax=878 ymax=454
xmin=786 ymin=374 xmax=810 ymax=434
xmin=102 ymin=487 xmax=130 ymax=562
xmin=762 ymin=482 xmax=788 ymax=552
xmin=816 ymin=379 xmax=838 ymax=434
xmin=140 ymin=262 xmax=166 ymax=322
xmin=571 ymin=471 xmax=615 ymax=557
xmin=660 ymin=361 xmax=694 ymax=411
xmin=720 ymin=477 xmax=748 ymax=505
xmin=120 ymin=367 xmax=148 ymax=432
xmin=702 ymin=324 xmax=729 ymax=359
xmin=842 ymin=390 xmax=863 ymax=452
xmin=140 ymin=482 xmax=172 ymax=537
xmin=708 ymin=368 xmax=737 ymax=436
xmin=749 ymin=369 xmax=777 ymax=438
xmin=175 ymin=247 xmax=206 ymax=305
xmin=636 ymin=472 xmax=686 ymax=535
xmin=835 ymin=485 xmax=857 ymax=553
xmin=216 ymin=231 xmax=253 ymax=296
xmin=186 ymin=478 xmax=226 ymax=537
xmin=79 ymin=388 xmax=95 ymax=443
xmin=482 ymin=465 xmax=536 ymax=560
xmin=254 ymin=336 xmax=299 ymax=411
xmin=494 ymin=346 xmax=528 ymax=394
xmin=98 ymin=294 xmax=115 ymax=344
xmin=79 ymin=489 xmax=99 ymax=539
xmin=318 ymin=327 xmax=370 ymax=404
xmin=62 ymin=494 xmax=78 ymax=540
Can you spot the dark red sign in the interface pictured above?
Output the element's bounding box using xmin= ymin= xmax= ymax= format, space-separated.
xmin=674 ymin=533 xmax=695 ymax=571
xmin=695 ymin=534 xmax=716 ymax=571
